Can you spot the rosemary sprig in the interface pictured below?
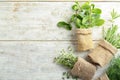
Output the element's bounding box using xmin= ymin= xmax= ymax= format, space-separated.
xmin=110 ymin=9 xmax=120 ymax=22
xmin=104 ymin=9 xmax=120 ymax=49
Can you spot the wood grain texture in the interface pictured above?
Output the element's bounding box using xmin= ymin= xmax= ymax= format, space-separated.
xmin=0 ymin=0 xmax=120 ymax=2
xmin=0 ymin=2 xmax=120 ymax=40
xmin=0 ymin=41 xmax=118 ymax=80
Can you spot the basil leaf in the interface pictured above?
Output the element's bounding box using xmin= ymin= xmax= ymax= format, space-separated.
xmin=92 ymin=14 xmax=100 ymax=19
xmin=95 ymin=19 xmax=105 ymax=26
xmin=81 ymin=2 xmax=90 ymax=10
xmin=57 ymin=21 xmax=68 ymax=27
xmin=70 ymin=14 xmax=76 ymax=22
xmin=66 ymin=24 xmax=72 ymax=30
xmin=57 ymin=21 xmax=72 ymax=30
xmin=82 ymin=16 xmax=89 ymax=25
xmin=75 ymin=18 xmax=81 ymax=28
xmin=92 ymin=8 xmax=102 ymax=14
xmin=72 ymin=4 xmax=78 ymax=11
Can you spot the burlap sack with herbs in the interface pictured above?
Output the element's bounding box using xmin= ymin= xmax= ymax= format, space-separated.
xmin=88 ymin=40 xmax=117 ymax=67
xmin=76 ymin=29 xmax=94 ymax=51
xmin=96 ymin=73 xmax=109 ymax=80
xmin=71 ymin=57 xmax=96 ymax=80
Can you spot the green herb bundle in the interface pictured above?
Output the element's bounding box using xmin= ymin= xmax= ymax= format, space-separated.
xmin=104 ymin=9 xmax=120 ymax=49
xmin=107 ymin=56 xmax=120 ymax=80
xmin=57 ymin=1 xmax=104 ymax=30
xmin=54 ymin=49 xmax=78 ymax=69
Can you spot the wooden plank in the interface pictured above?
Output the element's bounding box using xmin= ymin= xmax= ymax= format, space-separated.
xmin=0 ymin=0 xmax=120 ymax=2
xmin=0 ymin=2 xmax=120 ymax=40
xmin=0 ymin=41 xmax=93 ymax=80
xmin=0 ymin=42 xmax=69 ymax=80
xmin=0 ymin=41 xmax=119 ymax=80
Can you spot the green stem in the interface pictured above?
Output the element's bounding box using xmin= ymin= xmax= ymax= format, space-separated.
xmin=89 ymin=3 xmax=92 ymax=27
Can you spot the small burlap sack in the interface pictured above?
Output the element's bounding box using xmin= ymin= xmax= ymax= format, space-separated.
xmin=96 ymin=73 xmax=109 ymax=80
xmin=76 ymin=29 xmax=94 ymax=51
xmin=88 ymin=40 xmax=117 ymax=67
xmin=71 ymin=57 xmax=96 ymax=80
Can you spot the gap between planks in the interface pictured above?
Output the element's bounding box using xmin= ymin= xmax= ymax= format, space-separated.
xmin=0 ymin=40 xmax=99 ymax=42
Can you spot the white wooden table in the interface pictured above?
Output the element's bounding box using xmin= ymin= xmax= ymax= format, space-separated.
xmin=0 ymin=0 xmax=120 ymax=80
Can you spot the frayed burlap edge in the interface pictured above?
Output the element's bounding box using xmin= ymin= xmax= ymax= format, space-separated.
xmin=88 ymin=40 xmax=118 ymax=67
xmin=99 ymin=40 xmax=117 ymax=55
xmin=71 ymin=57 xmax=96 ymax=80
xmin=76 ymin=29 xmax=92 ymax=35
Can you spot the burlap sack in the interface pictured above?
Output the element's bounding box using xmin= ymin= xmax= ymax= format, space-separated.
xmin=76 ymin=29 xmax=94 ymax=51
xmin=71 ymin=57 xmax=96 ymax=80
xmin=88 ymin=40 xmax=117 ymax=67
xmin=96 ymin=73 xmax=109 ymax=80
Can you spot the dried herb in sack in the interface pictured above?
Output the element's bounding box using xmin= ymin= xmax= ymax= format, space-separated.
xmin=54 ymin=49 xmax=96 ymax=80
